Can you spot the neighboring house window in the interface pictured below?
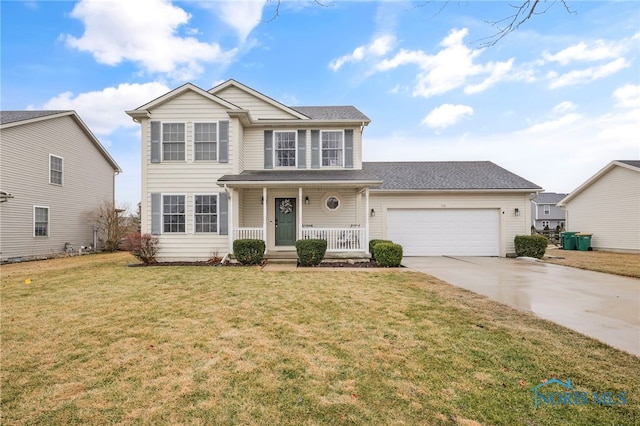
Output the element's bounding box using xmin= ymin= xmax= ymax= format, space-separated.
xmin=34 ymin=206 xmax=49 ymax=237
xmin=50 ymin=155 xmax=63 ymax=185
xmin=542 ymin=221 xmax=550 ymax=228
xmin=543 ymin=205 xmax=551 ymax=215
xmin=194 ymin=123 xmax=217 ymax=161
xmin=163 ymin=123 xmax=185 ymax=161
xmin=275 ymin=131 xmax=296 ymax=167
xmin=321 ymin=131 xmax=343 ymax=166
xmin=163 ymin=195 xmax=185 ymax=233
xmin=195 ymin=195 xmax=217 ymax=233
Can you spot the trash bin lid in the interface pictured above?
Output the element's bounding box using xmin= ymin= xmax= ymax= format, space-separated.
xmin=576 ymin=233 xmax=593 ymax=236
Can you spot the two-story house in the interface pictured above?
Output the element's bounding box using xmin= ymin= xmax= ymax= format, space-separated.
xmin=530 ymin=192 xmax=567 ymax=230
xmin=126 ymin=80 xmax=541 ymax=261
xmin=0 ymin=110 xmax=121 ymax=261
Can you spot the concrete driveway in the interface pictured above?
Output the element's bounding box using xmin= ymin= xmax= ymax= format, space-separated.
xmin=402 ymin=256 xmax=640 ymax=357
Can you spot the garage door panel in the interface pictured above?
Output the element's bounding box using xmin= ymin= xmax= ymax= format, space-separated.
xmin=387 ymin=209 xmax=499 ymax=256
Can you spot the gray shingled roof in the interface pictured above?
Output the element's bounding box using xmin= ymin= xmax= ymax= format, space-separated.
xmin=363 ymin=161 xmax=542 ymax=190
xmin=532 ymin=192 xmax=568 ymax=204
xmin=618 ymin=160 xmax=640 ymax=169
xmin=289 ymin=106 xmax=370 ymax=122
xmin=218 ymin=169 xmax=381 ymax=183
xmin=0 ymin=110 xmax=70 ymax=125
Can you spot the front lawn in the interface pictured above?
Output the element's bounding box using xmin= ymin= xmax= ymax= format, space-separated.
xmin=544 ymin=248 xmax=640 ymax=278
xmin=1 ymin=253 xmax=638 ymax=425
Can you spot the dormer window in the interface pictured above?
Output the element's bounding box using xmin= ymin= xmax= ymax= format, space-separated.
xmin=321 ymin=131 xmax=343 ymax=167
xmin=275 ymin=131 xmax=296 ymax=167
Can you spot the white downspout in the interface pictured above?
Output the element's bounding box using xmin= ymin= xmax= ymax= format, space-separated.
xmin=263 ymin=187 xmax=267 ymax=246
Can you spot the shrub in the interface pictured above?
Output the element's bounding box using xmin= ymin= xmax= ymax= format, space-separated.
xmin=233 ymin=239 xmax=266 ymax=265
xmin=369 ymin=239 xmax=392 ymax=260
xmin=295 ymin=239 xmax=327 ymax=266
xmin=514 ymin=235 xmax=548 ymax=259
xmin=374 ymin=242 xmax=403 ymax=267
xmin=124 ymin=232 xmax=159 ymax=264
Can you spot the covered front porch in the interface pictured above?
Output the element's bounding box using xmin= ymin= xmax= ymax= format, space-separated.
xmin=218 ymin=169 xmax=382 ymax=257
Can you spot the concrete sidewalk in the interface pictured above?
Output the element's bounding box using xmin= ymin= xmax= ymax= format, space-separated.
xmin=402 ymin=256 xmax=640 ymax=357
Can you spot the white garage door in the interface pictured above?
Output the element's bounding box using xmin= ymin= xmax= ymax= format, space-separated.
xmin=387 ymin=209 xmax=500 ymax=256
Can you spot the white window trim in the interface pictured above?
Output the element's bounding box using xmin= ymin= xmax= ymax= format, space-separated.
xmin=273 ymin=130 xmax=298 ymax=168
xmin=49 ymin=154 xmax=63 ymax=186
xmin=193 ymin=193 xmax=219 ymax=234
xmin=322 ymin=194 xmax=341 ymax=212
xmin=162 ymin=193 xmax=187 ymax=234
xmin=320 ymin=130 xmax=344 ymax=168
xmin=161 ymin=121 xmax=187 ymax=162
xmin=33 ymin=205 xmax=49 ymax=237
xmin=192 ymin=121 xmax=219 ymax=163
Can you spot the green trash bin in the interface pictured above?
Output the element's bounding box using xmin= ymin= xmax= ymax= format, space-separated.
xmin=561 ymin=232 xmax=579 ymax=250
xmin=576 ymin=233 xmax=593 ymax=251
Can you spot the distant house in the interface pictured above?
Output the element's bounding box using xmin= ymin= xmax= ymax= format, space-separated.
xmin=0 ymin=111 xmax=121 ymax=261
xmin=126 ymin=79 xmax=541 ymax=261
xmin=558 ymin=160 xmax=640 ymax=252
xmin=530 ymin=192 xmax=567 ymax=230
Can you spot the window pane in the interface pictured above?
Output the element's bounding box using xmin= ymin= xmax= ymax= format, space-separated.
xmin=162 ymin=123 xmax=185 ymax=160
xmin=274 ymin=131 xmax=296 ymax=167
xmin=163 ymin=195 xmax=185 ymax=233
xmin=195 ymin=195 xmax=217 ymax=233
xmin=195 ymin=123 xmax=217 ymax=161
xmin=321 ymin=132 xmax=343 ymax=166
xmin=35 ymin=207 xmax=48 ymax=236
xmin=50 ymin=156 xmax=63 ymax=184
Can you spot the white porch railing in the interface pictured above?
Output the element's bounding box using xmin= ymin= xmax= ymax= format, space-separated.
xmin=233 ymin=228 xmax=264 ymax=240
xmin=301 ymin=227 xmax=366 ymax=252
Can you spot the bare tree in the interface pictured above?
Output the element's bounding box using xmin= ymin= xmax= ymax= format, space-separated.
xmin=87 ymin=200 xmax=130 ymax=252
xmin=265 ymin=0 xmax=575 ymax=46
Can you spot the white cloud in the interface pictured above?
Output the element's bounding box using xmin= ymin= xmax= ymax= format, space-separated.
xmin=553 ymin=101 xmax=577 ymax=114
xmin=543 ymin=40 xmax=628 ymax=65
xmin=329 ymin=35 xmax=396 ymax=71
xmin=31 ymin=82 xmax=171 ymax=135
xmin=422 ymin=104 xmax=473 ymax=129
xmin=548 ymin=58 xmax=630 ymax=89
xmin=613 ymin=84 xmax=640 ymax=109
xmin=520 ymin=113 xmax=582 ymax=134
xmin=374 ymin=28 xmax=513 ymax=98
xmin=199 ymin=1 xmax=267 ymax=42
xmin=64 ymin=0 xmax=233 ymax=80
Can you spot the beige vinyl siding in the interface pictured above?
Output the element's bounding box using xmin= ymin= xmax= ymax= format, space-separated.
xmin=215 ymin=86 xmax=299 ymax=120
xmin=243 ymin=126 xmax=363 ymax=170
xmin=0 ymin=116 xmax=116 ymax=260
xmin=140 ymin=91 xmax=236 ymax=261
xmin=564 ymin=166 xmax=640 ymax=251
xmin=369 ymin=191 xmax=532 ymax=257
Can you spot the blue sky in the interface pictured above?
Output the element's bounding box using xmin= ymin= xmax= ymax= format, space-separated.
xmin=2 ymin=0 xmax=639 ymax=209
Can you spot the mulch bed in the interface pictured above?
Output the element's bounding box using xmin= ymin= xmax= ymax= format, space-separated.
xmin=129 ymin=260 xmax=400 ymax=268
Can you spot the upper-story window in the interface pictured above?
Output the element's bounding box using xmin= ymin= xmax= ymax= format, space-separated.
xmin=275 ymin=131 xmax=296 ymax=167
xmin=543 ymin=205 xmax=551 ymax=215
xmin=50 ymin=155 xmax=63 ymax=185
xmin=194 ymin=123 xmax=217 ymax=161
xmin=321 ymin=131 xmax=343 ymax=167
xmin=162 ymin=123 xmax=185 ymax=161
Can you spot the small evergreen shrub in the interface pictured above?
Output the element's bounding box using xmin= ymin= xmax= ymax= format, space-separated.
xmin=295 ymin=239 xmax=327 ymax=266
xmin=233 ymin=239 xmax=266 ymax=265
xmin=124 ymin=232 xmax=159 ymax=264
xmin=514 ymin=235 xmax=548 ymax=259
xmin=369 ymin=239 xmax=392 ymax=260
xmin=374 ymin=242 xmax=403 ymax=267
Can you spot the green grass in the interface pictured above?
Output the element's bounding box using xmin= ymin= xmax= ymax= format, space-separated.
xmin=1 ymin=252 xmax=639 ymax=425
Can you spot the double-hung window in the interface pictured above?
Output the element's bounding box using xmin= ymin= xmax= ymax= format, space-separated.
xmin=543 ymin=205 xmax=551 ymax=215
xmin=321 ymin=131 xmax=343 ymax=167
xmin=163 ymin=195 xmax=185 ymax=233
xmin=162 ymin=123 xmax=185 ymax=161
xmin=34 ymin=206 xmax=49 ymax=237
xmin=195 ymin=195 xmax=217 ymax=233
xmin=50 ymin=155 xmax=63 ymax=185
xmin=275 ymin=131 xmax=296 ymax=167
xmin=194 ymin=123 xmax=217 ymax=161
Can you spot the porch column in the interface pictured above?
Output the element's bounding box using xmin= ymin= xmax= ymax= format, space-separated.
xmin=365 ymin=187 xmax=370 ymax=254
xmin=298 ymin=186 xmax=303 ymax=240
xmin=263 ymin=187 xmax=267 ymax=244
xmin=228 ymin=187 xmax=234 ymax=253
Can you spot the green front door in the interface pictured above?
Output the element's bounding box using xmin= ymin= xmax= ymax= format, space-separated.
xmin=275 ymin=198 xmax=296 ymax=246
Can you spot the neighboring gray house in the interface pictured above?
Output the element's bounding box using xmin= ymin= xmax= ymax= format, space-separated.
xmin=530 ymin=192 xmax=567 ymax=230
xmin=126 ymin=80 xmax=542 ymax=261
xmin=0 ymin=110 xmax=121 ymax=261
xmin=558 ymin=160 xmax=640 ymax=253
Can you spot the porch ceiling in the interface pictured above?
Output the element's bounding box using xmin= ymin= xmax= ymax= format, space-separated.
xmin=218 ymin=169 xmax=382 ymax=188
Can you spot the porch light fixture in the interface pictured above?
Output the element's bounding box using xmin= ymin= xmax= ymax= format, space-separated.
xmin=514 ymin=208 xmax=520 ymax=216
xmin=261 ymin=196 xmax=264 ymax=205
xmin=305 ymin=196 xmax=309 ymax=205
xmin=370 ymin=208 xmax=375 ymax=217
